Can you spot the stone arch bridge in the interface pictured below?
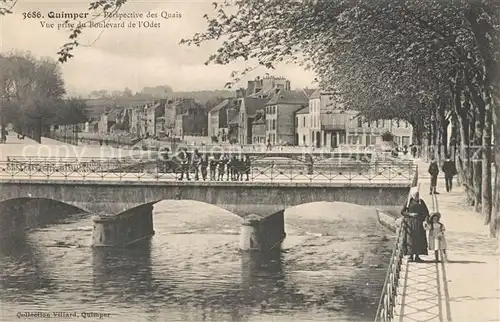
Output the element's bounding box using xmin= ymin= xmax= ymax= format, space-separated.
xmin=0 ymin=179 xmax=410 ymax=250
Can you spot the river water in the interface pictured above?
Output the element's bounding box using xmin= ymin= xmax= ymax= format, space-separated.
xmin=0 ymin=201 xmax=393 ymax=322
xmin=1 ymin=138 xmax=394 ymax=321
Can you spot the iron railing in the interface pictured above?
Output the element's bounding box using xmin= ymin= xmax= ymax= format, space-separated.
xmin=0 ymin=158 xmax=417 ymax=184
xmin=374 ymin=218 xmax=406 ymax=322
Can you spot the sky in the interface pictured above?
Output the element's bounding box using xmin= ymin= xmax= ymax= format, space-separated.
xmin=0 ymin=0 xmax=317 ymax=96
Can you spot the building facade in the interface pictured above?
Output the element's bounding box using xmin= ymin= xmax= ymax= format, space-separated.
xmin=295 ymin=106 xmax=310 ymax=146
xmin=265 ymin=90 xmax=308 ymax=145
xmin=297 ymin=89 xmax=414 ymax=149
xmin=164 ymin=98 xmax=206 ymax=137
xmin=343 ymin=117 xmax=413 ymax=148
xmin=251 ymin=110 xmax=266 ymax=144
xmin=208 ymin=98 xmax=239 ymax=142
xmin=238 ymin=97 xmax=268 ymax=144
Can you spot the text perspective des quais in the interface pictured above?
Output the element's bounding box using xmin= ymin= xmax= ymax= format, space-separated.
xmin=28 ymin=10 xmax=182 ymax=30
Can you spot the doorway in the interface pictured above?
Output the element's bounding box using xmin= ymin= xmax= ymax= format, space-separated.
xmin=331 ymin=133 xmax=338 ymax=148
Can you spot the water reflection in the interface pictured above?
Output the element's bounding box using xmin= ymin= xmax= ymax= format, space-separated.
xmin=92 ymin=239 xmax=175 ymax=303
xmin=241 ymin=250 xmax=284 ymax=303
xmin=0 ymin=233 xmax=56 ymax=297
xmin=0 ymin=201 xmax=392 ymax=321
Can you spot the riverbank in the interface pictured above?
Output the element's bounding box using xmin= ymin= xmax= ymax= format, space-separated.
xmin=0 ymin=134 xmax=154 ymax=161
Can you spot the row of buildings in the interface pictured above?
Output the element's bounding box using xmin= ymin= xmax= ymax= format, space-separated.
xmin=60 ymin=75 xmax=412 ymax=149
xmin=208 ymin=76 xmax=413 ymax=148
xmin=71 ymin=98 xmax=208 ymax=139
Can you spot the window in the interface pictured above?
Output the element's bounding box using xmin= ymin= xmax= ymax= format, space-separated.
xmin=303 ymin=117 xmax=306 ymax=127
xmin=357 ymin=118 xmax=362 ymax=128
xmin=367 ymin=120 xmax=371 ymax=127
xmin=303 ymin=135 xmax=306 ymax=145
xmin=405 ymin=121 xmax=409 ymax=128
xmin=397 ymin=120 xmax=400 ymax=128
xmin=272 ymin=119 xmax=276 ymax=130
xmin=375 ymin=120 xmax=379 ymax=128
xmin=296 ymin=116 xmax=299 ymax=128
xmin=273 ymin=106 xmax=276 ymax=114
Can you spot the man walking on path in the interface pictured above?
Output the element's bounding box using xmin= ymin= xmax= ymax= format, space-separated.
xmin=411 ymin=145 xmax=417 ymax=158
xmin=441 ymin=155 xmax=457 ymax=192
xmin=428 ymin=157 xmax=440 ymax=194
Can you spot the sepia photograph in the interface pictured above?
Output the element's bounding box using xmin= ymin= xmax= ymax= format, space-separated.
xmin=0 ymin=0 xmax=499 ymax=321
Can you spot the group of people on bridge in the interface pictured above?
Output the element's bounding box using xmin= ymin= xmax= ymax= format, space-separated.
xmin=161 ymin=148 xmax=252 ymax=181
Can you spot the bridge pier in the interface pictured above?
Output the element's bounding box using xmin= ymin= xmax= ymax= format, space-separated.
xmin=91 ymin=204 xmax=155 ymax=247
xmin=239 ymin=210 xmax=286 ymax=252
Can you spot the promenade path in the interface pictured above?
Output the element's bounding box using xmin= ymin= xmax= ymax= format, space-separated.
xmin=0 ymin=133 xmax=152 ymax=161
xmin=394 ymin=159 xmax=500 ymax=322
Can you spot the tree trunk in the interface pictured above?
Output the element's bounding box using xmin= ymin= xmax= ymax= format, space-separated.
xmin=431 ymin=105 xmax=437 ymax=159
xmin=455 ymin=83 xmax=474 ymax=204
xmin=472 ymin=106 xmax=484 ymax=212
xmin=482 ymin=90 xmax=493 ymax=224
xmin=426 ymin=107 xmax=432 ymax=161
xmin=491 ymin=95 xmax=500 ymax=238
xmin=450 ymin=113 xmax=458 ymax=160
xmin=467 ymin=79 xmax=487 ymax=213
xmin=436 ymin=101 xmax=447 ymax=161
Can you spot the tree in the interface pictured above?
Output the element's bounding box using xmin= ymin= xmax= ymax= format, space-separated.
xmin=55 ymin=98 xmax=89 ymax=125
xmin=0 ymin=52 xmax=66 ymax=142
xmin=1 ymin=0 xmax=498 ymax=235
xmin=178 ymin=0 xmax=499 ymax=235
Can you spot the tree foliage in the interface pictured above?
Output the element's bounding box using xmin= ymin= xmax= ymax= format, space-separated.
xmin=0 ymin=52 xmax=66 ymax=141
xmin=1 ymin=0 xmax=499 ymax=235
xmin=179 ymin=0 xmax=499 ymax=236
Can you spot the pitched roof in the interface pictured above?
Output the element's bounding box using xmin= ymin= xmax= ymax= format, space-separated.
xmin=265 ymin=90 xmax=309 ymax=105
xmin=210 ymin=99 xmax=230 ymax=113
xmin=303 ymin=88 xmax=317 ymax=98
xmin=309 ymin=89 xmax=321 ymax=99
xmin=210 ymin=98 xmax=239 ymax=114
xmin=295 ymin=106 xmax=310 ymax=115
xmin=242 ymin=97 xmax=268 ymax=116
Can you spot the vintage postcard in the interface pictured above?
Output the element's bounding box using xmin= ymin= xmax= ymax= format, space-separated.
xmin=0 ymin=0 xmax=498 ymax=321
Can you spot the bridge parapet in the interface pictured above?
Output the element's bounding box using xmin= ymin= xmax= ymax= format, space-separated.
xmin=0 ymin=158 xmax=417 ymax=185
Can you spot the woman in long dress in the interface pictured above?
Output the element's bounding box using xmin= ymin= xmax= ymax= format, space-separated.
xmin=401 ymin=187 xmax=429 ymax=262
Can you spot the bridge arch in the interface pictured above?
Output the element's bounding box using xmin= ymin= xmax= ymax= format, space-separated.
xmin=0 ymin=197 xmax=89 ymax=233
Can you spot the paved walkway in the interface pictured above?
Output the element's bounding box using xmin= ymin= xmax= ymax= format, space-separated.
xmin=394 ymin=159 xmax=500 ymax=322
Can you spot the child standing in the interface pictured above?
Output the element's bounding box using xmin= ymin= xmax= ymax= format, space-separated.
xmin=424 ymin=212 xmax=447 ymax=262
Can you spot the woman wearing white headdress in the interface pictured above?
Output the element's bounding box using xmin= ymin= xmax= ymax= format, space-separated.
xmin=401 ymin=186 xmax=430 ymax=262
